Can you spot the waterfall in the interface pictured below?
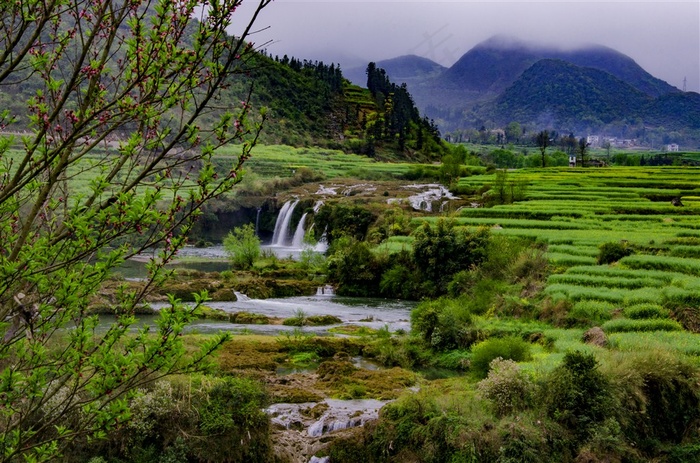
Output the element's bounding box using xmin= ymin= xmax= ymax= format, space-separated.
xmin=315 ymin=285 xmax=335 ymax=296
xmin=255 ymin=207 xmax=261 ymax=235
xmin=313 ymin=200 xmax=324 ymax=213
xmin=271 ymin=200 xmax=298 ymax=246
xmin=291 ymin=213 xmax=308 ymax=248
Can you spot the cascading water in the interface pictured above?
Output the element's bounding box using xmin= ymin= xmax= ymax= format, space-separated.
xmin=291 ymin=213 xmax=308 ymax=248
xmin=255 ymin=207 xmax=261 ymax=235
xmin=264 ymin=199 xmax=328 ymax=259
xmin=271 ymin=200 xmax=299 ymax=246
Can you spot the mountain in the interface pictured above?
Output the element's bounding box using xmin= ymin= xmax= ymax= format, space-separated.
xmin=375 ymin=35 xmax=694 ymax=136
xmin=487 ymin=59 xmax=653 ymax=128
xmin=437 ymin=35 xmax=676 ymax=99
xmin=481 ymin=58 xmax=699 ymax=134
xmin=345 ymin=55 xmax=446 ymax=88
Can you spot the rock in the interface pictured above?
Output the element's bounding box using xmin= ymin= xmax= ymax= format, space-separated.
xmin=582 ymin=327 xmax=608 ymax=347
xmin=671 ymin=197 xmax=684 ymax=207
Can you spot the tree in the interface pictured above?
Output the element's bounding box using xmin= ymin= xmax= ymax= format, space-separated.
xmin=412 ymin=220 xmax=490 ymax=296
xmin=0 ymin=0 xmax=270 ymax=460
xmin=578 ymin=137 xmax=590 ymax=167
xmin=224 ymin=224 xmax=261 ymax=270
xmin=505 ymin=121 xmax=522 ymax=144
xmin=536 ymin=130 xmax=550 ymax=167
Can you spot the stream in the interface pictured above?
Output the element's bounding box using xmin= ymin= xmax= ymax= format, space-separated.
xmin=144 ymin=294 xmax=414 ymax=336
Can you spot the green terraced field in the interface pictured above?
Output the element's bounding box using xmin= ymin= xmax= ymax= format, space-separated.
xmin=444 ymin=167 xmax=700 ymax=333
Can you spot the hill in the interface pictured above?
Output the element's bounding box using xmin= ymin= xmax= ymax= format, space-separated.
xmin=344 ymin=55 xmax=446 ymax=88
xmin=488 ymin=59 xmax=652 ymax=129
xmin=370 ymin=35 xmax=695 ymax=140
xmin=0 ymin=23 xmax=446 ymax=162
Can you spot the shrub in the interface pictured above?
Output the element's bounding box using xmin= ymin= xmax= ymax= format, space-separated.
xmin=597 ymin=241 xmax=634 ymax=265
xmin=470 ymin=336 xmax=532 ymax=378
xmin=411 ymin=297 xmax=475 ymax=350
xmin=606 ymin=350 xmax=700 ymax=449
xmin=223 ymin=223 xmax=261 ymax=270
xmin=477 ymin=358 xmax=532 ymax=416
xmin=541 ymin=351 xmax=613 ymax=440
xmin=282 ymin=309 xmax=308 ymax=326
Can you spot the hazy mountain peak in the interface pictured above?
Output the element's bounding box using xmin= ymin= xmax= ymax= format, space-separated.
xmin=476 ymin=34 xmax=534 ymax=50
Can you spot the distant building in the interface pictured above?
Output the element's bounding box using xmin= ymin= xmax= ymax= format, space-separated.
xmin=569 ymin=155 xmax=577 ymax=167
xmin=587 ymin=135 xmax=600 ymax=147
xmin=667 ymin=143 xmax=679 ymax=152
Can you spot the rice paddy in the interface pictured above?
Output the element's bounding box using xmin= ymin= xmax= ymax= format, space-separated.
xmin=446 ymin=166 xmax=700 ymax=346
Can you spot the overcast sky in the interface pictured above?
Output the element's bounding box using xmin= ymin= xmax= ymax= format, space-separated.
xmin=233 ymin=1 xmax=700 ymax=93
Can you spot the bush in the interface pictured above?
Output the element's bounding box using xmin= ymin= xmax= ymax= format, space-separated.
xmin=223 ymin=223 xmax=261 ymax=270
xmin=88 ymin=376 xmax=272 ymax=462
xmin=411 ymin=297 xmax=476 ymax=350
xmin=541 ymin=351 xmax=612 ymax=440
xmin=607 ymin=350 xmax=700 ymax=450
xmin=470 ymin=336 xmax=532 ymax=378
xmin=477 ymin=358 xmax=532 ymax=416
xmin=597 ymin=241 xmax=634 ymax=265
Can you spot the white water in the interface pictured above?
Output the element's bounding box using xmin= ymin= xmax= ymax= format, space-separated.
xmin=148 ymin=295 xmax=414 ymax=336
xmin=265 ymin=200 xmax=328 ymax=259
xmin=386 ymin=184 xmax=458 ymax=212
xmin=266 ymin=398 xmax=389 ymax=438
xmin=291 ymin=213 xmax=308 ymax=248
xmin=271 ymin=200 xmax=299 ymax=246
xmin=315 ymin=285 xmax=335 ymax=296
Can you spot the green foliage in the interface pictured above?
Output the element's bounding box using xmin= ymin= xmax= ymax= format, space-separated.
xmin=90 ymin=376 xmax=271 ymax=462
xmin=470 ymin=337 xmax=532 ymax=378
xmin=411 ymin=298 xmax=476 ymax=351
xmin=477 ymin=358 xmax=533 ymax=417
xmin=314 ymin=204 xmax=376 ymax=242
xmin=485 ymin=169 xmax=528 ymax=205
xmin=412 ymin=220 xmax=490 ymax=296
xmin=0 ymin=0 xmax=272 ymax=458
xmin=327 ymin=237 xmax=384 ymax=296
xmin=597 ymin=241 xmax=634 ymax=265
xmin=567 ymin=300 xmax=615 ymax=326
xmin=223 ymin=223 xmax=261 ymax=270
xmin=541 ymin=351 xmax=612 ymax=440
xmin=298 ymin=248 xmax=327 ymax=274
xmin=606 ymin=350 xmax=700 ymax=451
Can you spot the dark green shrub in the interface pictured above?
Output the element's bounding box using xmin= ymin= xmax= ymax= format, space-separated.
xmin=597 ymin=241 xmax=634 ymax=265
xmin=470 ymin=336 xmax=532 ymax=378
xmin=411 ymin=297 xmax=475 ymax=351
xmin=541 ymin=351 xmax=613 ymax=441
xmin=314 ymin=204 xmax=376 ymax=242
xmin=609 ymin=351 xmax=700 ymax=454
xmin=327 ymin=237 xmax=384 ymax=296
xmin=412 ymin=220 xmax=490 ymax=296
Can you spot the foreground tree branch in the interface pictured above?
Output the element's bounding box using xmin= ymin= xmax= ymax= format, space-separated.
xmin=0 ymin=0 xmax=271 ymax=460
